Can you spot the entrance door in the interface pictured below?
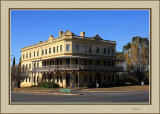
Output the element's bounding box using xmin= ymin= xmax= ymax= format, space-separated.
xmin=66 ymin=74 xmax=70 ymax=87
xmin=95 ymin=73 xmax=101 ymax=84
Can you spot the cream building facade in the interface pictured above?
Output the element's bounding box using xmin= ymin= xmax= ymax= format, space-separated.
xmin=21 ymin=30 xmax=123 ymax=88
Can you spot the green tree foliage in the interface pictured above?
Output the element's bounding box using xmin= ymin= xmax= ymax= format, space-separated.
xmin=124 ymin=36 xmax=149 ymax=83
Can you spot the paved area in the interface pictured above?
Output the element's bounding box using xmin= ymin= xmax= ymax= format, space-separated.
xmin=11 ymin=91 xmax=149 ymax=103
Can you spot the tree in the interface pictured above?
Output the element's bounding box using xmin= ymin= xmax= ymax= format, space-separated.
xmin=11 ymin=64 xmax=30 ymax=88
xmin=124 ymin=36 xmax=149 ymax=83
xmin=13 ymin=57 xmax=15 ymax=67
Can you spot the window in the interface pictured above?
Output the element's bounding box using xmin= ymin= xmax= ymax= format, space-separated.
xmin=34 ymin=63 xmax=36 ymax=67
xmin=96 ymin=60 xmax=99 ymax=66
xmin=76 ymin=75 xmax=78 ymax=83
xmin=89 ymin=60 xmax=92 ymax=65
xmin=60 ymin=60 xmax=62 ymax=65
xmin=84 ymin=60 xmax=87 ymax=65
xmin=108 ymin=75 xmax=111 ymax=82
xmin=75 ymin=45 xmax=79 ymax=51
xmin=49 ymin=48 xmax=51 ymax=54
xmin=37 ymin=51 xmax=39 ymax=56
xmin=53 ymin=47 xmax=55 ymax=53
xmin=112 ymin=49 xmax=114 ymax=55
xmin=84 ymin=75 xmax=87 ymax=83
xmin=112 ymin=61 xmax=114 ymax=66
xmin=66 ymin=44 xmax=70 ymax=51
xmin=104 ymin=60 xmax=106 ymax=66
xmin=34 ymin=76 xmax=35 ymax=82
xmin=104 ymin=76 xmax=107 ymax=82
xmin=66 ymin=59 xmax=70 ymax=65
xmin=23 ymin=54 xmax=25 ymax=59
xmin=84 ymin=46 xmax=87 ymax=52
xmin=30 ymin=53 xmax=31 ymax=58
xmin=26 ymin=53 xmax=28 ymax=58
xmin=26 ymin=64 xmax=28 ymax=69
xmin=45 ymin=49 xmax=47 ymax=55
xmin=97 ymin=47 xmax=99 ymax=53
xmin=57 ymin=76 xmax=59 ymax=82
xmin=104 ymin=48 xmax=106 ymax=54
xmin=37 ymin=76 xmax=39 ymax=82
xmin=57 ymin=46 xmax=59 ymax=52
xmin=112 ymin=75 xmax=115 ymax=82
xmin=75 ymin=59 xmax=78 ymax=64
xmin=89 ymin=46 xmax=92 ymax=53
xmin=42 ymin=50 xmax=44 ymax=55
xmin=29 ymin=77 xmax=30 ymax=82
xmin=60 ymin=76 xmax=62 ymax=83
xmin=29 ymin=64 xmax=31 ymax=69
xmin=89 ymin=75 xmax=92 ymax=82
xmin=60 ymin=45 xmax=63 ymax=52
xmin=108 ymin=61 xmax=110 ymax=66
xmin=37 ymin=63 xmax=39 ymax=67
xmin=26 ymin=77 xmax=27 ymax=82
xmin=34 ymin=52 xmax=35 ymax=57
xmin=108 ymin=48 xmax=110 ymax=54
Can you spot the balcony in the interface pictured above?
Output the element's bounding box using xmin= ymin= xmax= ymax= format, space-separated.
xmin=32 ymin=65 xmax=124 ymax=72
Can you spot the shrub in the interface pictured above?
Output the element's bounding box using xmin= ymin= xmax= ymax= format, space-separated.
xmin=38 ymin=82 xmax=59 ymax=88
xmin=85 ymin=83 xmax=96 ymax=88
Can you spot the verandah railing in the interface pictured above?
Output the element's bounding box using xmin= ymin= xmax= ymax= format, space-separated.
xmin=32 ymin=65 xmax=123 ymax=72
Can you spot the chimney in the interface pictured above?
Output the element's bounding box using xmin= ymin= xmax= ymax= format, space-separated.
xmin=59 ymin=31 xmax=63 ymax=37
xmin=80 ymin=31 xmax=85 ymax=37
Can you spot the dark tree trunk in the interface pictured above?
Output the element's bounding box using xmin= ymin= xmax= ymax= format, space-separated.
xmin=17 ymin=81 xmax=21 ymax=88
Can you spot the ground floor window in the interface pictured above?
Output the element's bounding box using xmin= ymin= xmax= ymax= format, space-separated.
xmin=76 ymin=75 xmax=78 ymax=83
xmin=60 ymin=76 xmax=62 ymax=83
xmin=104 ymin=75 xmax=106 ymax=82
xmin=89 ymin=75 xmax=92 ymax=82
xmin=26 ymin=77 xmax=27 ymax=82
xmin=57 ymin=76 xmax=59 ymax=82
xmin=84 ymin=75 xmax=87 ymax=83
xmin=37 ymin=76 xmax=39 ymax=82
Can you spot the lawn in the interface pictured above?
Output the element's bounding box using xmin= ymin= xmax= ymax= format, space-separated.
xmin=82 ymin=85 xmax=149 ymax=92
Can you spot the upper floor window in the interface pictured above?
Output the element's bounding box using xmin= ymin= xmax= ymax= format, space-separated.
xmin=37 ymin=51 xmax=39 ymax=56
xmin=75 ymin=45 xmax=79 ymax=51
xmin=89 ymin=60 xmax=92 ymax=65
xmin=112 ymin=61 xmax=114 ymax=66
xmin=97 ymin=47 xmax=99 ymax=53
xmin=42 ymin=50 xmax=44 ymax=55
xmin=108 ymin=61 xmax=110 ymax=66
xmin=53 ymin=47 xmax=55 ymax=53
xmin=45 ymin=49 xmax=47 ymax=55
xmin=57 ymin=46 xmax=59 ymax=52
xmin=66 ymin=44 xmax=70 ymax=51
xmin=66 ymin=59 xmax=70 ymax=65
xmin=112 ymin=49 xmax=114 ymax=55
xmin=104 ymin=48 xmax=106 ymax=54
xmin=108 ymin=48 xmax=110 ymax=54
xmin=60 ymin=45 xmax=63 ymax=52
xmin=104 ymin=60 xmax=106 ymax=66
xmin=34 ymin=51 xmax=35 ymax=57
xmin=30 ymin=53 xmax=31 ymax=58
xmin=34 ymin=63 xmax=36 ymax=67
xmin=26 ymin=53 xmax=28 ymax=58
xmin=84 ymin=60 xmax=87 ymax=65
xmin=75 ymin=59 xmax=78 ymax=64
xmin=89 ymin=46 xmax=92 ymax=53
xmin=49 ymin=48 xmax=51 ymax=54
xmin=37 ymin=62 xmax=39 ymax=67
xmin=96 ymin=60 xmax=99 ymax=66
xmin=84 ymin=46 xmax=87 ymax=52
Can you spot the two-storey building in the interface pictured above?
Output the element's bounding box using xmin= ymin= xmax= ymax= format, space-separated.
xmin=21 ymin=30 xmax=123 ymax=88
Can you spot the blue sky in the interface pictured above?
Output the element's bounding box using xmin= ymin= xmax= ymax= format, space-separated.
xmin=11 ymin=10 xmax=149 ymax=64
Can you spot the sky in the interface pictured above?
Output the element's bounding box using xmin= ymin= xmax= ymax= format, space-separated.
xmin=11 ymin=10 xmax=149 ymax=64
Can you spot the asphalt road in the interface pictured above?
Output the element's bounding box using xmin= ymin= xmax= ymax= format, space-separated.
xmin=11 ymin=91 xmax=149 ymax=103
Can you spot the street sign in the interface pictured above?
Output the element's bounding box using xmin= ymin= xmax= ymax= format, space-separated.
xmin=60 ymin=89 xmax=70 ymax=93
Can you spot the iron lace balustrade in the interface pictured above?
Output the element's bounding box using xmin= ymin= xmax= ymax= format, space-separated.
xmin=32 ymin=65 xmax=124 ymax=72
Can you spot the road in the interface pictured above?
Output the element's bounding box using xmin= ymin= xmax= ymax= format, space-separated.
xmin=11 ymin=91 xmax=149 ymax=103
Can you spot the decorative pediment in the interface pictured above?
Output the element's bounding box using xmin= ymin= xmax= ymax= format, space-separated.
xmin=92 ymin=34 xmax=103 ymax=40
xmin=64 ymin=30 xmax=73 ymax=36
